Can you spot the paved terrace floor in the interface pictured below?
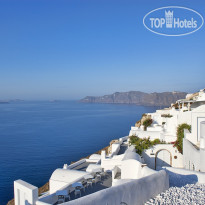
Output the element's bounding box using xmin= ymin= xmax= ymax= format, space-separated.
xmin=117 ymin=143 xmax=128 ymax=155
xmin=69 ymin=172 xmax=112 ymax=202
xmin=54 ymin=173 xmax=112 ymax=204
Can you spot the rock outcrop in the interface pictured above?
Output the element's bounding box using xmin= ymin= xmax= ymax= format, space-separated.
xmin=80 ymin=91 xmax=187 ymax=106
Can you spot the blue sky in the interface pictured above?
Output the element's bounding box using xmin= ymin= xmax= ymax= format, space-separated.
xmin=0 ymin=0 xmax=204 ymax=100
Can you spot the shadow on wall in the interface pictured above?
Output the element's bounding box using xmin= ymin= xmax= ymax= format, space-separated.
xmin=166 ymin=170 xmax=198 ymax=187
xmin=142 ymin=151 xmax=171 ymax=170
xmin=155 ymin=149 xmax=172 ymax=169
xmin=142 ymin=151 xmax=155 ymax=169
xmin=156 ymin=158 xmax=171 ymax=170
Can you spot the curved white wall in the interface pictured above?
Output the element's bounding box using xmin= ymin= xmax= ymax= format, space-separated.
xmin=163 ymin=167 xmax=205 ymax=183
xmin=64 ymin=170 xmax=169 ymax=205
xmin=183 ymin=138 xmax=200 ymax=171
xmin=121 ymin=160 xmax=142 ymax=179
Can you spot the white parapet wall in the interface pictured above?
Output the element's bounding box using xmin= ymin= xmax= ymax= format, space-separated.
xmin=183 ymin=138 xmax=200 ymax=171
xmin=129 ymin=128 xmax=162 ymax=141
xmin=14 ymin=180 xmax=38 ymax=205
xmin=36 ymin=193 xmax=57 ymax=205
xmin=163 ymin=167 xmax=205 ymax=184
xmin=67 ymin=159 xmax=86 ymax=169
xmin=200 ymin=121 xmax=205 ymax=172
xmin=110 ymin=143 xmax=121 ymax=156
xmin=63 ymin=170 xmax=169 ymax=205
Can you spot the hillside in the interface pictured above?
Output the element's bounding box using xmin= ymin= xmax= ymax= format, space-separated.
xmin=80 ymin=91 xmax=187 ymax=106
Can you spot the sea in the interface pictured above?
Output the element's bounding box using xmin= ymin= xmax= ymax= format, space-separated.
xmin=0 ymin=101 xmax=161 ymax=204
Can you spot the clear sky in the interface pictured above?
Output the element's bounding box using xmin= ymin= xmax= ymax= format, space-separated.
xmin=0 ymin=0 xmax=204 ymax=100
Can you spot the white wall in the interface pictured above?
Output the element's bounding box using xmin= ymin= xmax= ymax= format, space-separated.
xmin=101 ymin=158 xmax=123 ymax=170
xmin=156 ymin=109 xmax=171 ymax=115
xmin=183 ymin=138 xmax=200 ymax=171
xmin=119 ymin=136 xmax=129 ymax=142
xmin=67 ymin=159 xmax=86 ymax=170
xmin=14 ymin=180 xmax=38 ymax=205
xmin=37 ymin=193 xmax=57 ymax=205
xmin=121 ymin=160 xmax=142 ymax=179
xmin=111 ymin=143 xmax=120 ymax=156
xmin=143 ymin=144 xmax=183 ymax=170
xmin=163 ymin=167 xmax=205 ymax=183
xmin=63 ymin=170 xmax=169 ymax=205
xmin=129 ymin=130 xmax=162 ymax=141
xmin=164 ymin=115 xmax=178 ymax=135
xmin=192 ymin=110 xmax=205 ymax=144
xmin=178 ymin=111 xmax=192 ymax=125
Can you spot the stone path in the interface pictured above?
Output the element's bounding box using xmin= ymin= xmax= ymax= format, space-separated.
xmin=145 ymin=184 xmax=205 ymax=205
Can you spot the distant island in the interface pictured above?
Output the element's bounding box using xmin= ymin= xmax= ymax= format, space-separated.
xmin=80 ymin=91 xmax=187 ymax=106
xmin=0 ymin=99 xmax=24 ymax=104
xmin=0 ymin=101 xmax=9 ymax=104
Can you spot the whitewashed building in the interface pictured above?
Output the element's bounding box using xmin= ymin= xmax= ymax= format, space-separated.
xmin=13 ymin=88 xmax=205 ymax=205
xmin=129 ymin=88 xmax=205 ymax=171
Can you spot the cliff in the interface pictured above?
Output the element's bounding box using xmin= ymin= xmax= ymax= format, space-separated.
xmin=80 ymin=91 xmax=187 ymax=106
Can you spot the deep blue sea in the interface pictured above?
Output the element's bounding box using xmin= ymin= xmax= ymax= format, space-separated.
xmin=0 ymin=101 xmax=160 ymax=204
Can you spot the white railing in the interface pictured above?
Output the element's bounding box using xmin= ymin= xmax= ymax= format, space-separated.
xmin=67 ymin=159 xmax=86 ymax=169
xmin=37 ymin=193 xmax=57 ymax=205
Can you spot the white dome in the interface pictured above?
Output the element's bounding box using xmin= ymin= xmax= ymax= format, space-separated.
xmin=50 ymin=168 xmax=87 ymax=183
xmin=123 ymin=151 xmax=141 ymax=162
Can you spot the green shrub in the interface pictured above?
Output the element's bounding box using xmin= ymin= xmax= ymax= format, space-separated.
xmin=129 ymin=136 xmax=164 ymax=155
xmin=143 ymin=119 xmax=153 ymax=131
xmin=174 ymin=123 xmax=191 ymax=153
xmin=161 ymin=114 xmax=173 ymax=118
xmin=152 ymin=138 xmax=161 ymax=145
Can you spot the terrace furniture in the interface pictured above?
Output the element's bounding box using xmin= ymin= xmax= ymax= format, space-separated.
xmin=92 ymin=178 xmax=96 ymax=185
xmin=82 ymin=181 xmax=87 ymax=191
xmin=72 ymin=182 xmax=83 ymax=188
xmin=65 ymin=194 xmax=71 ymax=201
xmin=79 ymin=185 xmax=85 ymax=192
xmin=57 ymin=195 xmax=65 ymax=204
xmin=87 ymin=180 xmax=93 ymax=187
xmin=100 ymin=172 xmax=106 ymax=179
xmin=96 ymin=172 xmax=102 ymax=180
xmin=74 ymin=189 xmax=81 ymax=198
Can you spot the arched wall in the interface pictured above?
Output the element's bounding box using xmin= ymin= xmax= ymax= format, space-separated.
xmin=143 ymin=144 xmax=183 ymax=170
xmin=155 ymin=149 xmax=172 ymax=170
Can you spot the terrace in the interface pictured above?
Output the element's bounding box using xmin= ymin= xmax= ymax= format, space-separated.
xmin=15 ymin=138 xmax=129 ymax=205
xmin=52 ymin=143 xmax=129 ymax=204
xmin=54 ymin=172 xmax=112 ymax=204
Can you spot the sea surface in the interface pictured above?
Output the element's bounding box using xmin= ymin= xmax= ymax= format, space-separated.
xmin=0 ymin=101 xmax=161 ymax=204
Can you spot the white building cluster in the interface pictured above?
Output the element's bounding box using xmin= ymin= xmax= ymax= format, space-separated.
xmin=13 ymin=89 xmax=205 ymax=205
xmin=129 ymin=88 xmax=205 ymax=172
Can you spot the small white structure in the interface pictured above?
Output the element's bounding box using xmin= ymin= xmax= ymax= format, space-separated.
xmin=87 ymin=154 xmax=101 ymax=162
xmin=86 ymin=164 xmax=102 ymax=173
xmin=14 ymin=180 xmax=38 ymax=205
xmin=129 ymin=89 xmax=205 ymax=144
xmin=49 ymin=169 xmax=88 ymax=194
xmin=183 ymin=120 xmax=205 ymax=172
xmin=121 ymin=152 xmax=142 ymax=180
xmin=129 ymin=88 xmax=205 ymax=171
